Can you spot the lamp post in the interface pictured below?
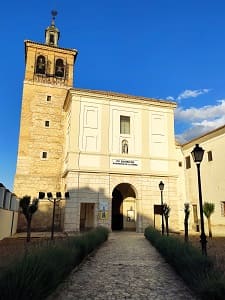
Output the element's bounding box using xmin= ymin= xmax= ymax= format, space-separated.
xmin=191 ymin=144 xmax=207 ymax=255
xmin=39 ymin=191 xmax=69 ymax=240
xmin=47 ymin=192 xmax=62 ymax=240
xmin=159 ymin=181 xmax=165 ymax=235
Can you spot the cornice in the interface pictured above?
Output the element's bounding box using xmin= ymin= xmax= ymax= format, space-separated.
xmin=24 ymin=40 xmax=77 ymax=54
xmin=62 ymin=168 xmax=179 ymax=179
xmin=66 ymin=88 xmax=177 ymax=109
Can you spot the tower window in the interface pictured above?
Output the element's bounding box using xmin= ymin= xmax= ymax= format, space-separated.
xmin=120 ymin=116 xmax=130 ymax=134
xmin=50 ymin=33 xmax=55 ymax=45
xmin=45 ymin=121 xmax=50 ymax=127
xmin=55 ymin=59 xmax=64 ymax=77
xmin=41 ymin=151 xmax=48 ymax=159
xmin=35 ymin=55 xmax=46 ymax=75
xmin=208 ymin=151 xmax=213 ymax=161
xmin=185 ymin=156 xmax=191 ymax=169
xmin=47 ymin=95 xmax=51 ymax=101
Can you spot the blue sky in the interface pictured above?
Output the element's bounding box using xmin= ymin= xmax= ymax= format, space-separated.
xmin=1 ymin=0 xmax=225 ymax=190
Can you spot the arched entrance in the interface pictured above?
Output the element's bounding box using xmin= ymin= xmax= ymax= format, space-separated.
xmin=112 ymin=183 xmax=136 ymax=231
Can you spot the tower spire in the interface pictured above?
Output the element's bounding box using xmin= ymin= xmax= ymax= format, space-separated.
xmin=45 ymin=10 xmax=60 ymax=46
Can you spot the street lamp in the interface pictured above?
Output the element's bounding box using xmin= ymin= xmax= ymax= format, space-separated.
xmin=191 ymin=144 xmax=207 ymax=255
xmin=159 ymin=181 xmax=165 ymax=235
xmin=39 ymin=191 xmax=70 ymax=240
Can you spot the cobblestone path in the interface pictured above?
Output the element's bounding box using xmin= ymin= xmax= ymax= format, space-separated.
xmin=50 ymin=232 xmax=196 ymax=300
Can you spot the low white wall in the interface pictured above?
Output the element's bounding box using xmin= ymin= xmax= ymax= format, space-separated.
xmin=0 ymin=209 xmax=18 ymax=240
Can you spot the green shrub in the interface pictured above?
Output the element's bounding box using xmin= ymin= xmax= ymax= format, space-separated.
xmin=0 ymin=226 xmax=109 ymax=300
xmin=144 ymin=226 xmax=225 ymax=300
xmin=198 ymin=274 xmax=225 ymax=300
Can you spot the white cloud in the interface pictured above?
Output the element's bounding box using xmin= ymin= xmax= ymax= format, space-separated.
xmin=176 ymin=121 xmax=224 ymax=144
xmin=176 ymin=126 xmax=209 ymax=144
xmin=175 ymin=100 xmax=225 ymax=122
xmin=166 ymin=96 xmax=175 ymax=101
xmin=175 ymin=100 xmax=225 ymax=143
xmin=192 ymin=117 xmax=225 ymax=127
xmin=166 ymin=88 xmax=211 ymax=103
xmin=177 ymin=89 xmax=211 ymax=100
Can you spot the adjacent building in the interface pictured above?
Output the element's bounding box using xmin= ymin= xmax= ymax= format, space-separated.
xmin=0 ymin=184 xmax=19 ymax=239
xmin=182 ymin=125 xmax=225 ymax=235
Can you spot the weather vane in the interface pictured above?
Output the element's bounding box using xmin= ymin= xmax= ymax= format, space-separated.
xmin=51 ymin=10 xmax=58 ymax=21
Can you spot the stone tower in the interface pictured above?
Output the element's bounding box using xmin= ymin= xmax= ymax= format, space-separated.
xmin=14 ymin=12 xmax=78 ymax=199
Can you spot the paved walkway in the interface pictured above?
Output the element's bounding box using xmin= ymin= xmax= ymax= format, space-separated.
xmin=50 ymin=232 xmax=196 ymax=300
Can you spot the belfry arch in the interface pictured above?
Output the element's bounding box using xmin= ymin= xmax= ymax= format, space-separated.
xmin=111 ymin=183 xmax=137 ymax=231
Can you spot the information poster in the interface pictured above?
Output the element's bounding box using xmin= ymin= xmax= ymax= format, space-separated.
xmin=98 ymin=200 xmax=109 ymax=220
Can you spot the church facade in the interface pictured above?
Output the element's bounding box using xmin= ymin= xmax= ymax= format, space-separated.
xmin=14 ymin=15 xmax=187 ymax=233
xmin=62 ymin=88 xmax=183 ymax=232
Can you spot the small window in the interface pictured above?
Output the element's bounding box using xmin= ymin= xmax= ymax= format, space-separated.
xmin=208 ymin=151 xmax=213 ymax=162
xmin=185 ymin=156 xmax=191 ymax=169
xmin=178 ymin=161 xmax=182 ymax=167
xmin=221 ymin=202 xmax=225 ymax=216
xmin=42 ymin=151 xmax=48 ymax=159
xmin=45 ymin=121 xmax=50 ymax=127
xmin=120 ymin=116 xmax=130 ymax=134
xmin=47 ymin=95 xmax=51 ymax=101
xmin=35 ymin=55 xmax=46 ymax=74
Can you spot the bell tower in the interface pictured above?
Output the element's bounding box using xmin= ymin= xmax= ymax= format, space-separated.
xmin=14 ymin=12 xmax=78 ymax=199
